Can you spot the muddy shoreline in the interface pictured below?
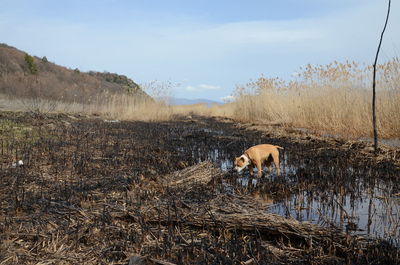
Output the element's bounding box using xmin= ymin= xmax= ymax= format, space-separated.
xmin=1 ymin=111 xmax=399 ymax=264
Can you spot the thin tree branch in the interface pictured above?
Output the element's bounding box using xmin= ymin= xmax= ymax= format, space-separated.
xmin=372 ymin=0 xmax=391 ymax=153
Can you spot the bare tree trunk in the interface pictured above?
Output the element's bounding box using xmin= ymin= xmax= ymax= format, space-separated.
xmin=372 ymin=0 xmax=391 ymax=153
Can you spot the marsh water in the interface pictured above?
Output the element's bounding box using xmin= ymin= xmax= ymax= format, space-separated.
xmin=2 ymin=112 xmax=399 ymax=264
xmin=174 ymin=126 xmax=400 ymax=246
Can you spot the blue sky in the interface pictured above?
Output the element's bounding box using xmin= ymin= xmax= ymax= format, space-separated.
xmin=1 ymin=0 xmax=399 ymax=101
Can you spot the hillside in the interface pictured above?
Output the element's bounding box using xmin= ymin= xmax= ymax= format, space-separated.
xmin=0 ymin=43 xmax=149 ymax=103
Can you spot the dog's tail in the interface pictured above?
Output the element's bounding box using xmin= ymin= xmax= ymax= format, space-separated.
xmin=275 ymin=145 xmax=284 ymax=149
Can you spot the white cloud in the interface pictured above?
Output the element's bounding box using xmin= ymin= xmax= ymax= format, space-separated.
xmin=198 ymin=20 xmax=322 ymax=45
xmin=198 ymin=84 xmax=220 ymax=90
xmin=291 ymin=72 xmax=301 ymax=77
xmin=184 ymin=84 xmax=221 ymax=91
xmin=221 ymin=95 xmax=235 ymax=103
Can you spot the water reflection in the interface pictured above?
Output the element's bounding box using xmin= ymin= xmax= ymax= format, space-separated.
xmin=173 ymin=132 xmax=399 ymax=245
xmin=241 ymin=152 xmax=399 ymax=245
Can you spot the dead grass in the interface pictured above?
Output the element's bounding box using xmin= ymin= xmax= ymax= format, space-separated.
xmin=0 ymin=93 xmax=233 ymax=122
xmin=228 ymin=59 xmax=400 ymax=138
xmin=0 ymin=93 xmax=173 ymax=121
xmin=1 ymin=56 xmax=399 ymax=138
xmin=171 ymin=103 xmax=233 ymax=118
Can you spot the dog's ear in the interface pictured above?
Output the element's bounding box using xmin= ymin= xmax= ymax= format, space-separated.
xmin=234 ymin=157 xmax=243 ymax=163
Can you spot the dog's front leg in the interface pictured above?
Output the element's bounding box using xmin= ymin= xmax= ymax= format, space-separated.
xmin=249 ymin=164 xmax=254 ymax=176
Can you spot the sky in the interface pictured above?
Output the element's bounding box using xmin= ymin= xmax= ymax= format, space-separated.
xmin=1 ymin=0 xmax=399 ymax=101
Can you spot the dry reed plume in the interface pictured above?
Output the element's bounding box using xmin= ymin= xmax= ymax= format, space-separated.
xmin=230 ymin=59 xmax=400 ymax=139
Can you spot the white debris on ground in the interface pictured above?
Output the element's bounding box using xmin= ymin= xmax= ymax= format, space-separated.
xmin=11 ymin=160 xmax=24 ymax=168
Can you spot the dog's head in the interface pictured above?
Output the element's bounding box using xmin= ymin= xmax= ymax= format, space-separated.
xmin=234 ymin=155 xmax=250 ymax=173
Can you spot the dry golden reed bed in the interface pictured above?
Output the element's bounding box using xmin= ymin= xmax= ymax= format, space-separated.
xmin=2 ymin=58 xmax=399 ymax=139
xmin=230 ymin=59 xmax=400 ymax=139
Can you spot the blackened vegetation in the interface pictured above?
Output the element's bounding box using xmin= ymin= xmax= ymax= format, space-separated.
xmin=0 ymin=112 xmax=399 ymax=264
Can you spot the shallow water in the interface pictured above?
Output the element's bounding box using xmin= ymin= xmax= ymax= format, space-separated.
xmin=359 ymin=137 xmax=400 ymax=148
xmin=266 ymin=175 xmax=399 ymax=244
xmin=177 ymin=141 xmax=399 ymax=245
xmin=169 ymin=122 xmax=400 ymax=245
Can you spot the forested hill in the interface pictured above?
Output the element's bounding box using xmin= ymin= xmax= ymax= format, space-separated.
xmin=0 ymin=43 xmax=149 ymax=102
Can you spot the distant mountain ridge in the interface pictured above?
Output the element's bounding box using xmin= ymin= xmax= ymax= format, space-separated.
xmin=161 ymin=97 xmax=222 ymax=106
xmin=0 ymin=43 xmax=149 ymax=102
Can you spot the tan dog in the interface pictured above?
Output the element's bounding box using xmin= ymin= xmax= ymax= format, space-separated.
xmin=234 ymin=144 xmax=283 ymax=177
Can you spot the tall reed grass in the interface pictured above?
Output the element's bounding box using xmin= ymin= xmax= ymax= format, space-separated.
xmin=1 ymin=58 xmax=399 ymax=138
xmin=230 ymin=59 xmax=400 ymax=138
xmin=1 ymin=93 xmax=173 ymax=121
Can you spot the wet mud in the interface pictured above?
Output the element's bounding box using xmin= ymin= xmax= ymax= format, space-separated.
xmin=0 ymin=112 xmax=399 ymax=264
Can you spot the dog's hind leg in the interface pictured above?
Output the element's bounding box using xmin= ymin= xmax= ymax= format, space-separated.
xmin=256 ymin=161 xmax=263 ymax=177
xmin=264 ymin=156 xmax=273 ymax=173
